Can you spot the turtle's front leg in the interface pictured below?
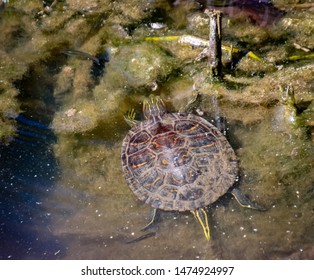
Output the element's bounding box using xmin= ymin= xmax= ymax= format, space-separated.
xmin=230 ymin=188 xmax=266 ymax=211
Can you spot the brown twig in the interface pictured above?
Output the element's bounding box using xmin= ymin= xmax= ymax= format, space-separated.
xmin=204 ymin=9 xmax=222 ymax=79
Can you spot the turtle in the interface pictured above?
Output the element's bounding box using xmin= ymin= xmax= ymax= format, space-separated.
xmin=121 ymin=95 xmax=265 ymax=240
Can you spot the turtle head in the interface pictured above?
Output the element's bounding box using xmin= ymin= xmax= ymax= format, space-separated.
xmin=143 ymin=95 xmax=167 ymax=120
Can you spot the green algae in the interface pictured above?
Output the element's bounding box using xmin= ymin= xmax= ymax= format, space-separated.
xmin=0 ymin=82 xmax=19 ymax=141
xmin=103 ymin=43 xmax=176 ymax=89
xmin=0 ymin=0 xmax=313 ymax=260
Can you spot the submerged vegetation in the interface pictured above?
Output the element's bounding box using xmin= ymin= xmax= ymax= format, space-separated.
xmin=1 ymin=0 xmax=313 ymax=139
xmin=0 ymin=0 xmax=313 ymax=259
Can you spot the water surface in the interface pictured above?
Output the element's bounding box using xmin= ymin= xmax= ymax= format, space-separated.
xmin=0 ymin=0 xmax=313 ymax=260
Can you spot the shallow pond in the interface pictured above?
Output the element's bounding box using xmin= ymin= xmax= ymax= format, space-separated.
xmin=0 ymin=0 xmax=313 ymax=259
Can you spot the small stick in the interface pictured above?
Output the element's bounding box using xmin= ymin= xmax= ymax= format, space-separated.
xmin=205 ymin=9 xmax=222 ymax=79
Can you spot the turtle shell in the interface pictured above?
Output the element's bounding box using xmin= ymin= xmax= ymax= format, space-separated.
xmin=121 ymin=112 xmax=238 ymax=212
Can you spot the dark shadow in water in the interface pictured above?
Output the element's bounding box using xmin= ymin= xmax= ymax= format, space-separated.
xmin=0 ymin=60 xmax=66 ymax=259
xmin=0 ymin=121 xmax=64 ymax=259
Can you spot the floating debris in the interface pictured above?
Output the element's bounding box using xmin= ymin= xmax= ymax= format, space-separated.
xmin=150 ymin=22 xmax=166 ymax=30
xmin=286 ymin=53 xmax=314 ymax=62
xmin=145 ymin=35 xmax=261 ymax=60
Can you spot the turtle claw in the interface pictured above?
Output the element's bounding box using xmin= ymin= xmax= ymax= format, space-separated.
xmin=230 ymin=188 xmax=267 ymax=211
xmin=124 ymin=108 xmax=138 ymax=127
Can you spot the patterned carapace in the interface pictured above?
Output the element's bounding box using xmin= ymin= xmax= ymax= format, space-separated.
xmin=121 ymin=96 xmax=238 ymax=213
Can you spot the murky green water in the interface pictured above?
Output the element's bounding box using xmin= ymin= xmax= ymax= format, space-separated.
xmin=0 ymin=0 xmax=313 ymax=259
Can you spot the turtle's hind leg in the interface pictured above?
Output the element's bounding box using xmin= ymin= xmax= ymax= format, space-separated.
xmin=231 ymin=188 xmax=266 ymax=211
xmin=192 ymin=208 xmax=211 ymax=241
xmin=141 ymin=208 xmax=160 ymax=231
